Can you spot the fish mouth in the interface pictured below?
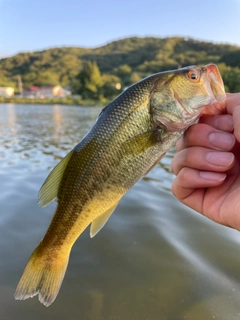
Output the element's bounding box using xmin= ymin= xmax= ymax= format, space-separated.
xmin=201 ymin=64 xmax=226 ymax=115
xmin=206 ymin=64 xmax=225 ymax=101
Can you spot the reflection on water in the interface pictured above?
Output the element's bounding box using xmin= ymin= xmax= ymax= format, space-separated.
xmin=0 ymin=103 xmax=240 ymax=320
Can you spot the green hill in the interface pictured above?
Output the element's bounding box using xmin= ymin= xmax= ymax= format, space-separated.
xmin=1 ymin=36 xmax=240 ymax=94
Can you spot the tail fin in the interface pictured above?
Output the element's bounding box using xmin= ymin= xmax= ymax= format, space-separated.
xmin=14 ymin=243 xmax=69 ymax=307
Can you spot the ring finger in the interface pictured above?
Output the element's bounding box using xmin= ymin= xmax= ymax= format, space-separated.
xmin=171 ymin=147 xmax=235 ymax=175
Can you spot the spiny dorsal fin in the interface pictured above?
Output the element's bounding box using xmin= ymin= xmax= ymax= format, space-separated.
xmin=38 ymin=150 xmax=74 ymax=207
xmin=90 ymin=203 xmax=118 ymax=238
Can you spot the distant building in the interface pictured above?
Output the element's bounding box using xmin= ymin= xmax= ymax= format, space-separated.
xmin=22 ymin=85 xmax=71 ymax=98
xmin=0 ymin=87 xmax=15 ymax=97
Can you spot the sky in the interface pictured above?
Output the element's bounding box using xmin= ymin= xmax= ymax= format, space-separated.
xmin=0 ymin=0 xmax=240 ymax=58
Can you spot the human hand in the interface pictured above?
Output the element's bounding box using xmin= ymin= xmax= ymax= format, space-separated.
xmin=171 ymin=93 xmax=240 ymax=230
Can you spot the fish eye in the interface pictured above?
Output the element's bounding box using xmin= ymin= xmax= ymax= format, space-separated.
xmin=187 ymin=70 xmax=200 ymax=82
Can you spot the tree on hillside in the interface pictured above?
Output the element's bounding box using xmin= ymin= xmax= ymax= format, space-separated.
xmin=101 ymin=74 xmax=122 ymax=99
xmin=128 ymin=72 xmax=141 ymax=85
xmin=114 ymin=64 xmax=136 ymax=87
xmin=220 ymin=51 xmax=240 ymax=68
xmin=33 ymin=71 xmax=60 ymax=86
xmin=75 ymin=61 xmax=104 ymax=99
xmin=0 ymin=72 xmax=16 ymax=88
xmin=115 ymin=64 xmax=132 ymax=77
xmin=218 ymin=63 xmax=240 ymax=92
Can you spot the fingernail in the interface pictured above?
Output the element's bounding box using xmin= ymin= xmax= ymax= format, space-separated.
xmin=209 ymin=132 xmax=235 ymax=149
xmin=206 ymin=152 xmax=234 ymax=166
xmin=199 ymin=171 xmax=226 ymax=181
xmin=214 ymin=115 xmax=234 ymax=131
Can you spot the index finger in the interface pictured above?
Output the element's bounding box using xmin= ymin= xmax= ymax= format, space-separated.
xmin=199 ymin=114 xmax=234 ymax=132
xmin=226 ymin=93 xmax=240 ymax=142
xmin=226 ymin=93 xmax=240 ymax=115
xmin=176 ymin=118 xmax=235 ymax=152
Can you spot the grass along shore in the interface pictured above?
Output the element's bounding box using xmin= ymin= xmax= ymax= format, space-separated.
xmin=0 ymin=96 xmax=109 ymax=107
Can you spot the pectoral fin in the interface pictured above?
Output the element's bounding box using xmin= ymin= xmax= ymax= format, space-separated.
xmin=90 ymin=203 xmax=118 ymax=238
xmin=122 ymin=130 xmax=160 ymax=156
xmin=38 ymin=150 xmax=74 ymax=207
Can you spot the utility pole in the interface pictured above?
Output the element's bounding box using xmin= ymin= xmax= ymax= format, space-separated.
xmin=17 ymin=75 xmax=23 ymax=95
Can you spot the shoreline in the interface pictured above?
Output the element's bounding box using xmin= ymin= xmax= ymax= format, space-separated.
xmin=0 ymin=96 xmax=108 ymax=107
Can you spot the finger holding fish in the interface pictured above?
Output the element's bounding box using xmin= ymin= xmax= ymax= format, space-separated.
xmin=171 ymin=145 xmax=235 ymax=176
xmin=171 ymin=166 xmax=228 ymax=217
xmin=171 ymin=94 xmax=240 ymax=224
xmin=198 ymin=114 xmax=234 ymax=131
xmin=176 ymin=121 xmax=235 ymax=152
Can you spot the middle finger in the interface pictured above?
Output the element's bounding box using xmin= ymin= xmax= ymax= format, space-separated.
xmin=176 ymin=123 xmax=235 ymax=152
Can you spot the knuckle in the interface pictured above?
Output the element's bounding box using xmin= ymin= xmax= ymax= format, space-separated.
xmin=182 ymin=148 xmax=193 ymax=165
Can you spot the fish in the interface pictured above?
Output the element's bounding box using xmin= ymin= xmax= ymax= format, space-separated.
xmin=14 ymin=64 xmax=226 ymax=307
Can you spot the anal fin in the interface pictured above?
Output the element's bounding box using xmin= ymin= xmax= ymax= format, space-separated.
xmin=90 ymin=203 xmax=118 ymax=238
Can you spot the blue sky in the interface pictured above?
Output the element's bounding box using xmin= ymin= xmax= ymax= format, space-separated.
xmin=1 ymin=0 xmax=240 ymax=58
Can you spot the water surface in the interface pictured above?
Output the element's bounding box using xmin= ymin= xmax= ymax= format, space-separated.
xmin=1 ymin=104 xmax=240 ymax=320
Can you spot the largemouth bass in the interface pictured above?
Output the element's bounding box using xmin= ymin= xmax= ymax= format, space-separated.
xmin=15 ymin=64 xmax=226 ymax=306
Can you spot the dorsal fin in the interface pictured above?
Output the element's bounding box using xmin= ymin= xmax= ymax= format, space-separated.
xmin=38 ymin=150 xmax=74 ymax=207
xmin=90 ymin=203 xmax=118 ymax=238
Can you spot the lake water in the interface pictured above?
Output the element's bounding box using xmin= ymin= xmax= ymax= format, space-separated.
xmin=1 ymin=103 xmax=240 ymax=320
